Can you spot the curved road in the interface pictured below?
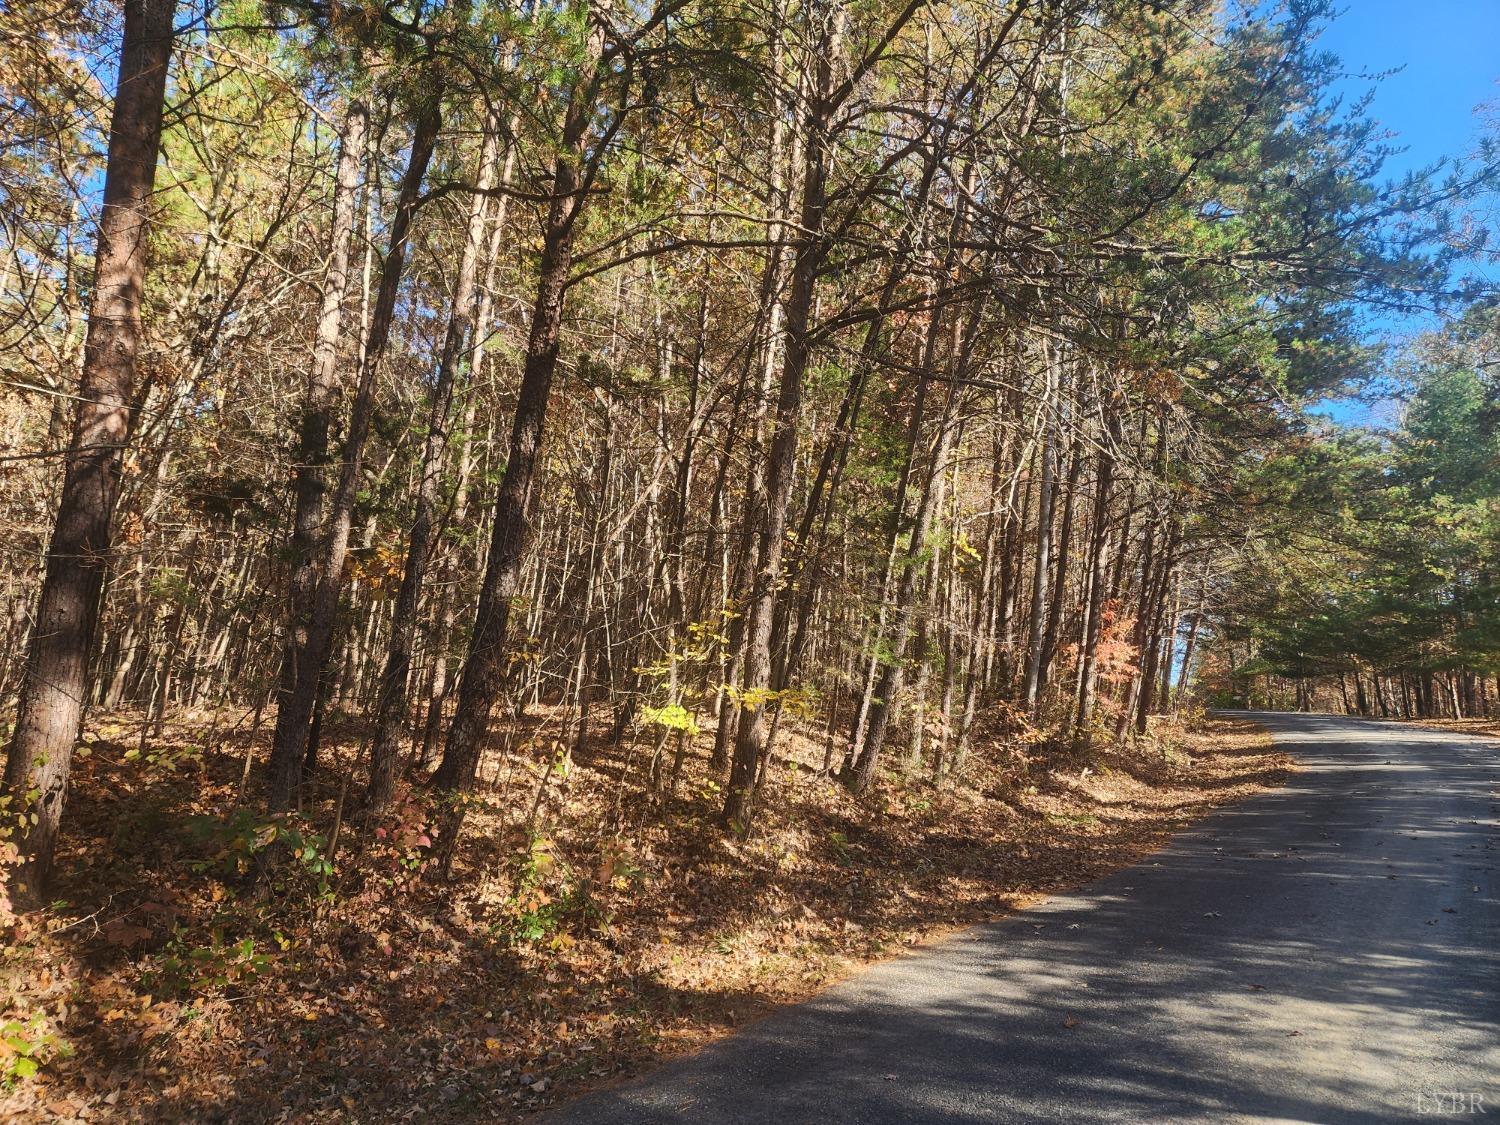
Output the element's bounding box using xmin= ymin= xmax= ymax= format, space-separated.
xmin=552 ymin=713 xmax=1499 ymax=1123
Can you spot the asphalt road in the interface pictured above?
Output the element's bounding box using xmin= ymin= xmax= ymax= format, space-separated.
xmin=550 ymin=713 xmax=1499 ymax=1124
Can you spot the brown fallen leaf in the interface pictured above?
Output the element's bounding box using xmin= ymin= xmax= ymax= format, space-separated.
xmin=1062 ymin=1016 xmax=1078 ymax=1029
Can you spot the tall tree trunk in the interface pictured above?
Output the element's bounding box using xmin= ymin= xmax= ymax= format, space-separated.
xmin=719 ymin=0 xmax=931 ymax=826
xmin=772 ymin=148 xmax=943 ymax=691
xmin=5 ymin=0 xmax=174 ymax=899
xmin=1133 ymin=531 xmax=1179 ymax=736
xmin=1073 ymin=394 xmax=1121 ymax=741
xmin=365 ymin=118 xmax=501 ymax=811
xmin=267 ymin=99 xmax=440 ymax=811
xmin=1020 ymin=342 xmax=1059 ymax=713
xmin=1037 ymin=434 xmax=1082 ymax=686
xmin=710 ymin=8 xmax=795 ymax=776
xmin=952 ymin=395 xmax=1008 ymax=771
xmin=1155 ymin=563 xmax=1185 ymax=714
xmin=719 ymin=4 xmax=838 ymax=829
xmin=265 ymin=96 xmax=368 ymax=800
xmin=1172 ymin=565 xmax=1206 ymax=714
xmin=431 ymin=36 xmax=602 ymax=799
xmin=418 ymin=138 xmax=516 ymax=767
xmin=851 ymin=290 xmax=979 ymax=793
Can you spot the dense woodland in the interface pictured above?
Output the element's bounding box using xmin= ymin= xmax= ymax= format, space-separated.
xmin=4 ymin=0 xmax=1497 ymax=882
xmin=1205 ymin=303 xmax=1500 ymax=717
xmin=0 ymin=0 xmax=1497 ymax=1105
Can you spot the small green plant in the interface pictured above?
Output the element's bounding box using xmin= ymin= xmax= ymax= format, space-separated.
xmin=144 ymin=930 xmax=271 ymax=996
xmin=122 ymin=742 xmax=203 ymax=772
xmin=827 ymin=830 xmax=853 ymax=862
xmin=188 ymin=810 xmax=333 ymax=891
xmin=0 ymin=1012 xmax=71 ymax=1087
xmin=492 ymin=835 xmax=588 ymax=948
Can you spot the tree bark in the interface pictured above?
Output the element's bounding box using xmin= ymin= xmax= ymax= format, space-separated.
xmin=265 ymin=96 xmax=368 ymax=802
xmin=5 ymin=0 xmax=175 ymax=899
xmin=267 ymin=98 xmax=440 ymax=811
xmin=365 ymin=117 xmax=501 ymax=811
xmin=719 ymin=3 xmax=837 ymax=828
xmin=431 ymin=33 xmax=603 ymax=798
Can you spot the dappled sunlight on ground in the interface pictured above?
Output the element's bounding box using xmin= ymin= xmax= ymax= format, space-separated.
xmin=0 ymin=711 xmax=1287 ymax=1121
xmin=553 ymin=713 xmax=1498 ymax=1124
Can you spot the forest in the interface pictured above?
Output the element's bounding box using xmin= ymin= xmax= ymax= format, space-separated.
xmin=1204 ymin=302 xmax=1500 ymax=716
xmin=0 ymin=0 xmax=1496 ymax=1117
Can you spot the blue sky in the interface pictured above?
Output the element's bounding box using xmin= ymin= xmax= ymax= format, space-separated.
xmin=1316 ymin=1 xmax=1498 ymax=183
xmin=1308 ymin=1 xmax=1499 ymax=425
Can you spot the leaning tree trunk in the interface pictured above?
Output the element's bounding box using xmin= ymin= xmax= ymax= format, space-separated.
xmin=365 ymin=118 xmax=501 ymax=812
xmin=267 ymin=99 xmax=440 ymax=812
xmin=720 ymin=8 xmax=835 ymax=829
xmin=4 ymin=0 xmax=175 ymax=900
xmin=267 ymin=96 xmax=368 ymax=801
xmin=430 ymin=35 xmax=602 ymax=800
xmin=850 ymin=293 xmax=975 ymax=794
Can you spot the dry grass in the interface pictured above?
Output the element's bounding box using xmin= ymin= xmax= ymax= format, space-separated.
xmin=0 ymin=708 xmax=1288 ymax=1123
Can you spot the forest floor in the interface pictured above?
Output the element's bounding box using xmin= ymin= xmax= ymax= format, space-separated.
xmin=1 ymin=708 xmax=1289 ymax=1123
